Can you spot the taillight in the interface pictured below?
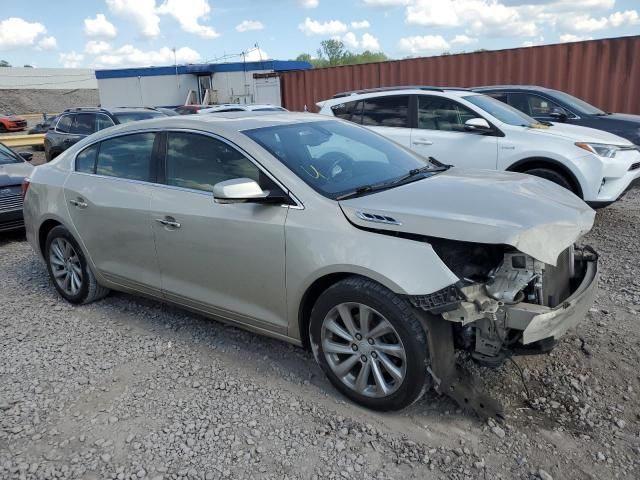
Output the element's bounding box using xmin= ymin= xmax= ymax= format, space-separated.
xmin=21 ymin=177 xmax=30 ymax=200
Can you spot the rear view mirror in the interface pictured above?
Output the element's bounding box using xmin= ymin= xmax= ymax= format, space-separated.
xmin=464 ymin=118 xmax=492 ymax=132
xmin=549 ymin=107 xmax=568 ymax=122
xmin=213 ymin=178 xmax=289 ymax=205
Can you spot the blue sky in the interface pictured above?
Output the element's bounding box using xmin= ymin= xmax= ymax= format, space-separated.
xmin=0 ymin=0 xmax=638 ymax=69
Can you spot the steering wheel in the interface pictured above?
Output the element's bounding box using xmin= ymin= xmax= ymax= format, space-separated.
xmin=318 ymin=152 xmax=354 ymax=181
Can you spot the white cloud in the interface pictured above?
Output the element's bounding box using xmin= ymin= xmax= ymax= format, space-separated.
xmin=450 ymin=34 xmax=477 ymax=46
xmin=59 ymin=51 xmax=84 ymax=68
xmin=84 ymin=14 xmax=117 ymax=38
xmin=298 ymin=0 xmax=319 ymax=8
xmin=93 ymin=45 xmax=201 ymax=68
xmin=299 ymin=17 xmax=348 ymax=36
xmin=106 ymin=0 xmax=161 ymax=38
xmin=37 ymin=36 xmax=57 ymax=51
xmin=362 ymin=0 xmax=409 ymax=6
xmin=361 ymin=33 xmax=381 ymax=50
xmin=85 ymin=40 xmax=112 ymax=55
xmin=559 ymin=33 xmax=593 ymax=43
xmin=236 ymin=20 xmax=264 ymax=32
xmin=566 ymin=10 xmax=639 ymax=32
xmin=157 ymin=0 xmax=219 ymax=39
xmin=398 ymin=35 xmax=450 ymax=54
xmin=405 ymin=0 xmax=537 ymax=37
xmin=342 ymin=32 xmax=359 ymax=49
xmin=242 ymin=48 xmax=271 ymax=61
xmin=0 ymin=17 xmax=47 ymax=50
xmin=351 ymin=20 xmax=371 ymax=29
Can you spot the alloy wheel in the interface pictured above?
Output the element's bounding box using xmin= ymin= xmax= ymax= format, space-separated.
xmin=320 ymin=302 xmax=407 ymax=398
xmin=49 ymin=238 xmax=83 ymax=296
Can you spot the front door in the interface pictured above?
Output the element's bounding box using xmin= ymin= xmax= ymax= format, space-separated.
xmin=359 ymin=95 xmax=412 ymax=148
xmin=411 ymin=95 xmax=498 ymax=169
xmin=64 ymin=132 xmax=161 ymax=295
xmin=150 ymin=131 xmax=289 ymax=332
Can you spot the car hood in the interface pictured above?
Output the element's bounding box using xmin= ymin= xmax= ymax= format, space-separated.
xmin=586 ymin=113 xmax=640 ymax=144
xmin=339 ymin=168 xmax=595 ymax=266
xmin=0 ymin=161 xmax=34 ymax=187
xmin=525 ymin=122 xmax=634 ymax=145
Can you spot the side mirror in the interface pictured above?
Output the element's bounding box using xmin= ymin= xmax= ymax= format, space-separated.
xmin=18 ymin=151 xmax=33 ymax=161
xmin=549 ymin=107 xmax=568 ymax=122
xmin=213 ymin=178 xmax=288 ymax=205
xmin=464 ymin=117 xmax=492 ymax=133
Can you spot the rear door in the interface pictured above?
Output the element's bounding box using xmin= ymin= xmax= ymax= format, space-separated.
xmin=64 ymin=132 xmax=162 ymax=295
xmin=149 ymin=131 xmax=289 ymax=332
xmin=411 ymin=95 xmax=498 ymax=169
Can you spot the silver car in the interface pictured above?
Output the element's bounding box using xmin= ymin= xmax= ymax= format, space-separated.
xmin=23 ymin=112 xmax=599 ymax=412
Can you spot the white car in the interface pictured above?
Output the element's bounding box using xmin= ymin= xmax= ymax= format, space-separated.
xmin=198 ymin=104 xmax=287 ymax=114
xmin=318 ymin=87 xmax=640 ymax=207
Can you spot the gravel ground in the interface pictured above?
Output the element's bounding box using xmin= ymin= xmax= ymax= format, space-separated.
xmin=0 ymin=90 xmax=98 ymax=115
xmin=1 ymin=185 xmax=639 ymax=480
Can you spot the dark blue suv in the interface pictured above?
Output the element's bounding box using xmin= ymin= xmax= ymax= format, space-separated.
xmin=473 ymin=85 xmax=640 ymax=146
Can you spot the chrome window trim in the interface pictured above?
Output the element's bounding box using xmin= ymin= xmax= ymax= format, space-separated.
xmin=71 ymin=126 xmax=305 ymax=210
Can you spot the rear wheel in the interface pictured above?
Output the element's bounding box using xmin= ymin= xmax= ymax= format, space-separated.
xmin=45 ymin=226 xmax=109 ymax=304
xmin=523 ymin=167 xmax=576 ymax=194
xmin=309 ymin=276 xmax=431 ymax=411
xmin=0 ymin=123 xmax=7 ymax=133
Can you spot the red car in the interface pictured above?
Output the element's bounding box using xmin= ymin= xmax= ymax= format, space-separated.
xmin=0 ymin=112 xmax=27 ymax=132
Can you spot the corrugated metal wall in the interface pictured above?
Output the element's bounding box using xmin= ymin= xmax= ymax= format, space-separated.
xmin=281 ymin=36 xmax=640 ymax=114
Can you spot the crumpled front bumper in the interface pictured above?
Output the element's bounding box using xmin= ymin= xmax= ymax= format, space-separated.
xmin=504 ymin=256 xmax=599 ymax=345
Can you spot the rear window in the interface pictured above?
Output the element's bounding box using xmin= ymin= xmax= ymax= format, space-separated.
xmin=55 ymin=115 xmax=73 ymax=133
xmin=95 ymin=132 xmax=156 ymax=181
xmin=361 ymin=95 xmax=409 ymax=128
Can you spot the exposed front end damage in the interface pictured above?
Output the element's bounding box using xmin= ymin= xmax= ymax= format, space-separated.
xmin=409 ymin=242 xmax=599 ymax=418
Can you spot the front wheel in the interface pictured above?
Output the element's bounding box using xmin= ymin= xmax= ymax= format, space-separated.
xmin=523 ymin=167 xmax=576 ymax=194
xmin=309 ymin=276 xmax=431 ymax=411
xmin=45 ymin=225 xmax=109 ymax=304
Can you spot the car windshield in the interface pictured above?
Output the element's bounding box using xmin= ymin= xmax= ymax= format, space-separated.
xmin=463 ymin=94 xmax=540 ymax=127
xmin=244 ymin=120 xmax=439 ymax=199
xmin=0 ymin=143 xmax=21 ymax=164
xmin=113 ymin=111 xmax=166 ymax=123
xmin=550 ymin=90 xmax=606 ymax=115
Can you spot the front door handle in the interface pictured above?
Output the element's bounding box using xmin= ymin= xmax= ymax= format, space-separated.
xmin=69 ymin=199 xmax=88 ymax=208
xmin=155 ymin=217 xmax=181 ymax=229
xmin=412 ymin=138 xmax=433 ymax=146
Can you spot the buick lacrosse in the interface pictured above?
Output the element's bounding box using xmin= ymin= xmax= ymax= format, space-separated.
xmin=23 ymin=112 xmax=598 ymax=412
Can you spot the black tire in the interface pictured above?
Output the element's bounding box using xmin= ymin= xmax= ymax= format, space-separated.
xmin=523 ymin=167 xmax=576 ymax=194
xmin=44 ymin=225 xmax=109 ymax=304
xmin=0 ymin=124 xmax=7 ymax=133
xmin=309 ymin=276 xmax=431 ymax=411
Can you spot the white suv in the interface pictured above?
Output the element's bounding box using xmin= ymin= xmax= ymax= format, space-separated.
xmin=318 ymin=87 xmax=640 ymax=207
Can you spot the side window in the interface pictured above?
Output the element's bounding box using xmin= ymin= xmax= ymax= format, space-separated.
xmin=165 ymin=132 xmax=262 ymax=192
xmin=96 ymin=132 xmax=155 ymax=181
xmin=486 ymin=92 xmax=508 ymax=103
xmin=362 ymin=96 xmax=409 ymax=127
xmin=330 ymin=100 xmax=360 ymax=121
xmin=75 ymin=144 xmax=99 ymax=173
xmin=507 ymin=93 xmax=563 ymax=117
xmin=95 ymin=114 xmax=115 ymax=131
xmin=71 ymin=113 xmax=96 ymax=135
xmin=55 ymin=115 xmax=73 ymax=133
xmin=417 ymin=96 xmax=478 ymax=132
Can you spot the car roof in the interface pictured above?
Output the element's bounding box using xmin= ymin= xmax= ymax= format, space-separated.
xmin=320 ymin=87 xmax=478 ymax=106
xmin=86 ymin=111 xmax=328 ymax=140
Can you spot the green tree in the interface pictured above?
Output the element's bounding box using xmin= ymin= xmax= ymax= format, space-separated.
xmin=319 ymin=39 xmax=346 ymax=66
xmin=0 ymin=60 xmax=11 ymax=67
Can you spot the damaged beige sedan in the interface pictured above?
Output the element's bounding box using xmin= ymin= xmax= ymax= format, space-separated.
xmin=23 ymin=112 xmax=598 ymax=413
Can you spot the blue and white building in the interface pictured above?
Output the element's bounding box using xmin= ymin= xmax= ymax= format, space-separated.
xmin=95 ymin=60 xmax=311 ymax=108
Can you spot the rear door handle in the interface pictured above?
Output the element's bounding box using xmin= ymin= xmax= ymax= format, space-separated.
xmin=412 ymin=138 xmax=433 ymax=146
xmin=155 ymin=217 xmax=181 ymax=229
xmin=69 ymin=199 xmax=88 ymax=208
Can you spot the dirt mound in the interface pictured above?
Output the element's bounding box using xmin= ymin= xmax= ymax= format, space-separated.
xmin=0 ymin=89 xmax=99 ymax=114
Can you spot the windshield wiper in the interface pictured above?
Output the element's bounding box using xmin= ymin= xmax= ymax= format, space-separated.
xmin=336 ymin=165 xmax=450 ymax=201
